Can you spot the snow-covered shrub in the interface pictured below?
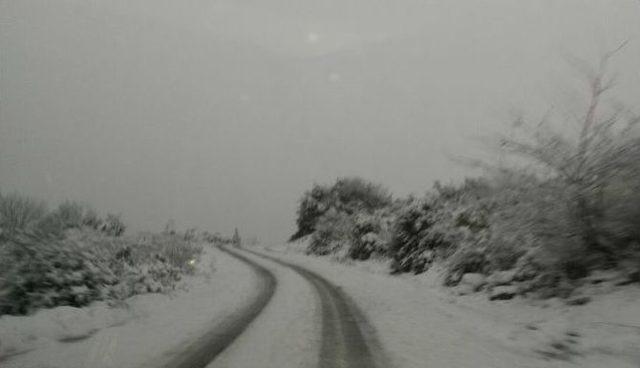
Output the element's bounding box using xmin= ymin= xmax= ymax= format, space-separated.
xmin=288 ymin=126 xmax=640 ymax=299
xmin=0 ymin=232 xmax=116 ymax=315
xmin=389 ymin=199 xmax=440 ymax=274
xmin=497 ymin=54 xmax=640 ymax=268
xmin=100 ymin=214 xmax=126 ymax=237
xmin=389 ymin=180 xmax=493 ymax=275
xmin=331 ymin=177 xmax=393 ymax=214
xmin=348 ymin=210 xmax=394 ymax=260
xmin=444 ymin=248 xmax=488 ymax=286
xmin=596 ymin=169 xmax=640 ymax=259
xmin=54 ymin=201 xmax=85 ymax=230
xmin=184 ymin=228 xmax=198 ymax=242
xmin=309 ymin=209 xmax=355 ymax=256
xmin=0 ymin=191 xmax=209 ymax=316
xmin=291 ymin=177 xmax=392 ymax=241
xmin=34 ymin=212 xmax=66 ymax=239
xmin=487 ymin=176 xmax=594 ymax=282
xmin=0 ymin=193 xmax=47 ymax=237
xmin=90 ymin=234 xmax=201 ymax=294
xmin=291 ymin=184 xmax=332 ymax=241
xmin=104 ymin=254 xmax=182 ymax=300
xmin=436 ymin=171 xmax=632 ymax=295
xmin=388 ymin=174 xmax=562 ymax=284
xmin=0 ymin=227 xmax=203 ymax=316
xmin=147 ymin=233 xmax=202 ymax=273
xmin=201 ymin=231 xmax=233 ymax=245
xmin=81 ymin=208 xmax=102 ymax=230
xmin=436 ymin=175 xmax=556 ymax=284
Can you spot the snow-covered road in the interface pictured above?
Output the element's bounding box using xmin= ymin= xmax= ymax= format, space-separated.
xmin=245 ymin=249 xmax=388 ymax=368
xmin=160 ymin=246 xmax=276 ymax=368
xmin=201 ymin=246 xmax=386 ymax=368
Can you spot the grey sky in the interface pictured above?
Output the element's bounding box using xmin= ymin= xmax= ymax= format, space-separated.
xmin=1 ymin=1 xmax=639 ymax=243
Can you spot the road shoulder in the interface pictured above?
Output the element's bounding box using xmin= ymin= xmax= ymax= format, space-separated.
xmin=1 ymin=246 xmax=259 ymax=368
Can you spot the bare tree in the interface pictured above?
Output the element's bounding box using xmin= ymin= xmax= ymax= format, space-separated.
xmin=497 ymin=43 xmax=640 ymax=261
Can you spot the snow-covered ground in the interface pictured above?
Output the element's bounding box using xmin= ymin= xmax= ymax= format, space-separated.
xmin=258 ymin=242 xmax=640 ymax=368
xmin=206 ymin=248 xmax=320 ymax=368
xmin=2 ymin=241 xmax=637 ymax=368
xmin=0 ymin=246 xmax=259 ymax=368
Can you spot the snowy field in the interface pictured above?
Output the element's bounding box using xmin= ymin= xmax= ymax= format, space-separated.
xmin=259 ymin=242 xmax=640 ymax=368
xmin=0 ymin=246 xmax=258 ymax=368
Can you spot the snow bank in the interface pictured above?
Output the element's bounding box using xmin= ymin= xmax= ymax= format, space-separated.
xmin=257 ymin=244 xmax=640 ymax=368
xmin=0 ymin=302 xmax=131 ymax=359
xmin=0 ymin=246 xmax=258 ymax=368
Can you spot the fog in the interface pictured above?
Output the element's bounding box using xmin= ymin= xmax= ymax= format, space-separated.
xmin=1 ymin=0 xmax=639 ymax=243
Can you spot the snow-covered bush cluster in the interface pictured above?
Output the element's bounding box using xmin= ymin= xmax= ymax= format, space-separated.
xmin=0 ymin=193 xmax=203 ymax=316
xmin=291 ymin=177 xmax=392 ymax=243
xmin=0 ymin=232 xmax=115 ymax=315
xmin=292 ymin=167 xmax=640 ymax=299
xmin=292 ymin=177 xmax=395 ymax=259
xmin=390 ymin=178 xmax=493 ymax=276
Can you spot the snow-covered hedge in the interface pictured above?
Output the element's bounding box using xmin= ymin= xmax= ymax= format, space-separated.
xmin=292 ymin=170 xmax=640 ymax=299
xmin=0 ymin=232 xmax=115 ymax=315
xmin=0 ymin=230 xmax=202 ymax=316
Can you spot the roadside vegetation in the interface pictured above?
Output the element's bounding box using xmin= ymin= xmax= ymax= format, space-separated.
xmin=0 ymin=194 xmax=205 ymax=316
xmin=291 ymin=53 xmax=640 ymax=301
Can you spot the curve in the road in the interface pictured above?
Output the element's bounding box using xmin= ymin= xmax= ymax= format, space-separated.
xmin=161 ymin=245 xmax=277 ymax=368
xmin=247 ymin=249 xmax=388 ymax=368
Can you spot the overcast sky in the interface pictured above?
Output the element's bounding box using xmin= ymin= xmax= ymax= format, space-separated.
xmin=1 ymin=1 xmax=639 ymax=243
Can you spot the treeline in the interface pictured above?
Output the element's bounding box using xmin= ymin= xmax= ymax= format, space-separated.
xmin=291 ymin=55 xmax=640 ymax=300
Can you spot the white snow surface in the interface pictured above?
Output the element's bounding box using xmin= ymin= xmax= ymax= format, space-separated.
xmin=206 ymin=248 xmax=320 ymax=368
xmin=258 ymin=242 xmax=640 ymax=368
xmin=0 ymin=246 xmax=258 ymax=368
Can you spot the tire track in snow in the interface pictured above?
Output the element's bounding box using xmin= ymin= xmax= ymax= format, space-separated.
xmin=245 ymin=249 xmax=387 ymax=368
xmin=161 ymin=245 xmax=276 ymax=368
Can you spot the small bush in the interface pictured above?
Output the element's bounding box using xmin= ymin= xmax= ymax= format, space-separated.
xmin=101 ymin=214 xmax=126 ymax=237
xmin=444 ymin=248 xmax=488 ymax=286
xmin=54 ymin=201 xmax=85 ymax=230
xmin=291 ymin=177 xmax=392 ymax=241
xmin=348 ymin=210 xmax=393 ymax=260
xmin=389 ymin=200 xmax=438 ymax=274
xmin=332 ymin=177 xmax=392 ymax=214
xmin=0 ymin=193 xmax=47 ymax=236
xmin=184 ymin=228 xmax=198 ymax=242
xmin=148 ymin=233 xmax=202 ymax=272
xmin=82 ymin=208 xmax=102 ymax=230
xmin=0 ymin=231 xmax=203 ymax=316
xmin=291 ymin=185 xmax=332 ymax=240
xmin=34 ymin=213 xmax=66 ymax=239
xmin=389 ymin=192 xmax=486 ymax=274
xmin=0 ymin=233 xmax=116 ymax=315
xmin=309 ymin=210 xmax=354 ymax=256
